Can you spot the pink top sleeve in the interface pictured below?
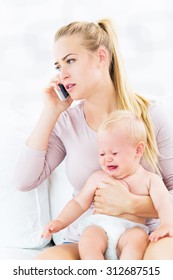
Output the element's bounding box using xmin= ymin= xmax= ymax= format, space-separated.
xmin=141 ymin=100 xmax=173 ymax=191
xmin=14 ymin=101 xmax=100 ymax=192
xmin=14 ymin=100 xmax=173 ymax=194
xmin=14 ymin=124 xmax=66 ymax=191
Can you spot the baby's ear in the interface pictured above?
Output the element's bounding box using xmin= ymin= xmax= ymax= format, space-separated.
xmin=136 ymin=141 xmax=145 ymax=156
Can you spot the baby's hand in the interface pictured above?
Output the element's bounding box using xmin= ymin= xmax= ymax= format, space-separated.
xmin=149 ymin=224 xmax=173 ymax=242
xmin=41 ymin=220 xmax=64 ymax=240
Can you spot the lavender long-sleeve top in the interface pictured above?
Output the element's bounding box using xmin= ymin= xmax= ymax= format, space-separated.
xmin=15 ymin=100 xmax=173 ymax=195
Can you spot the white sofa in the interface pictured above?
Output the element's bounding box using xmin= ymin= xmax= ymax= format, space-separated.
xmin=0 ymin=95 xmax=172 ymax=259
xmin=0 ymin=105 xmax=73 ymax=260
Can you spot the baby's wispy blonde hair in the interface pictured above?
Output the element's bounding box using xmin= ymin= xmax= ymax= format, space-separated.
xmin=98 ymin=110 xmax=160 ymax=174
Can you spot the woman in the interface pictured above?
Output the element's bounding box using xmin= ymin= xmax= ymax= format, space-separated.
xmin=15 ymin=19 xmax=173 ymax=259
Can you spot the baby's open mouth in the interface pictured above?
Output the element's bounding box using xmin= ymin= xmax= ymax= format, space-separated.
xmin=107 ymin=165 xmax=118 ymax=171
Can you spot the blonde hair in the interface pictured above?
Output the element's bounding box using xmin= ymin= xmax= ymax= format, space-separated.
xmin=99 ymin=109 xmax=147 ymax=148
xmin=54 ymin=19 xmax=159 ymax=173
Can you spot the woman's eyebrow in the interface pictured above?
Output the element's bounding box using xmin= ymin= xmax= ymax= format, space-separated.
xmin=54 ymin=53 xmax=77 ymax=66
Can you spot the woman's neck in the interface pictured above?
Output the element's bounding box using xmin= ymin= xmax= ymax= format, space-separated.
xmin=83 ymin=82 xmax=117 ymax=131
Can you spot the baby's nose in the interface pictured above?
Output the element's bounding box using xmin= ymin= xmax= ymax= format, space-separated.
xmin=106 ymin=156 xmax=113 ymax=162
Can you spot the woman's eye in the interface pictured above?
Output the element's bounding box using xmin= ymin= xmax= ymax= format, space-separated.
xmin=67 ymin=58 xmax=75 ymax=64
xmin=55 ymin=59 xmax=75 ymax=72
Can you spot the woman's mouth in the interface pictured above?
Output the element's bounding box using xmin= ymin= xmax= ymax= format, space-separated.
xmin=66 ymin=83 xmax=75 ymax=91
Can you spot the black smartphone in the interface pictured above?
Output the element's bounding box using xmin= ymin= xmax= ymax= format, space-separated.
xmin=54 ymin=83 xmax=69 ymax=101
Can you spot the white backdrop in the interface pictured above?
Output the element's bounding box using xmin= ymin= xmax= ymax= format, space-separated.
xmin=0 ymin=0 xmax=173 ymax=118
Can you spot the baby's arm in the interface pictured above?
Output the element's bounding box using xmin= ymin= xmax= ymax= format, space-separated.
xmin=41 ymin=199 xmax=85 ymax=239
xmin=41 ymin=170 xmax=104 ymax=239
xmin=148 ymin=173 xmax=173 ymax=241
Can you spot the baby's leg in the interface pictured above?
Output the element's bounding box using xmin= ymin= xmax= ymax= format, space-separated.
xmin=117 ymin=227 xmax=149 ymax=260
xmin=78 ymin=225 xmax=108 ymax=260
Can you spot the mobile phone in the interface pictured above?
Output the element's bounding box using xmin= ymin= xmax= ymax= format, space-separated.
xmin=54 ymin=83 xmax=69 ymax=101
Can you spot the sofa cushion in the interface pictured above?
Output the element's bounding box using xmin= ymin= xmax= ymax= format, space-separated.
xmin=0 ymin=110 xmax=50 ymax=249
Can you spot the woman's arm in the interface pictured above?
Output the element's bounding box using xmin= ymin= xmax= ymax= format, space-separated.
xmin=27 ymin=79 xmax=72 ymax=150
xmin=149 ymin=101 xmax=173 ymax=192
xmin=149 ymin=173 xmax=173 ymax=224
xmin=94 ymin=176 xmax=158 ymax=218
xmin=14 ymin=77 xmax=73 ymax=191
xmin=26 ymin=106 xmax=62 ymax=151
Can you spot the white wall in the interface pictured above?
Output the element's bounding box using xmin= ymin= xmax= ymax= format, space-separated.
xmin=0 ymin=0 xmax=173 ymax=117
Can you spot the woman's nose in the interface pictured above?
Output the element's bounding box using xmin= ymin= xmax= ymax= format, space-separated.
xmin=60 ymin=66 xmax=70 ymax=81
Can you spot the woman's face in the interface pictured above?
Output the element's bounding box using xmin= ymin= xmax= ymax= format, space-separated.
xmin=53 ymin=35 xmax=104 ymax=100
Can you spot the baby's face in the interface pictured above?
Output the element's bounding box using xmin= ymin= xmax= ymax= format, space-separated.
xmin=98 ymin=127 xmax=139 ymax=179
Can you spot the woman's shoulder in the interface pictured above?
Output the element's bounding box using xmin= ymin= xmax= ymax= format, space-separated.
xmin=54 ymin=100 xmax=85 ymax=136
xmin=146 ymin=95 xmax=172 ymax=138
xmin=56 ymin=100 xmax=83 ymax=124
xmin=148 ymin=95 xmax=171 ymax=115
xmin=148 ymin=96 xmax=170 ymax=124
xmin=148 ymin=96 xmax=162 ymax=111
xmin=60 ymin=100 xmax=84 ymax=120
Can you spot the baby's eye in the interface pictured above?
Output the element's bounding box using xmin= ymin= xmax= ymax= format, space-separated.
xmin=112 ymin=153 xmax=117 ymax=155
xmin=99 ymin=153 xmax=105 ymax=157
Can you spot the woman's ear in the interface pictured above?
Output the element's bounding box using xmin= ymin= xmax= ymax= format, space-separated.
xmin=136 ymin=141 xmax=145 ymax=157
xmin=97 ymin=46 xmax=109 ymax=67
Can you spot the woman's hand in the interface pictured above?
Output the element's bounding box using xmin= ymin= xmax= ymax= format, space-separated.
xmin=43 ymin=75 xmax=73 ymax=114
xmin=94 ymin=176 xmax=133 ymax=216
